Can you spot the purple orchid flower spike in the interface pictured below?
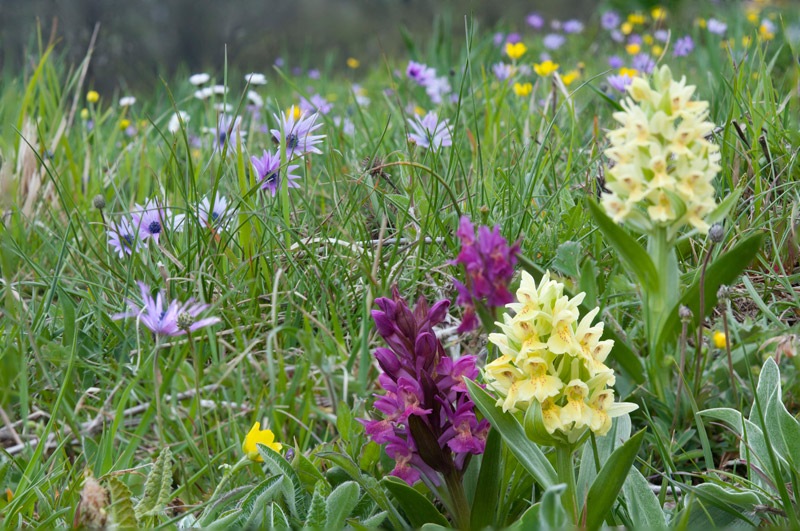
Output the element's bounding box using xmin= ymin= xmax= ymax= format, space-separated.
xmin=359 ymin=286 xmax=489 ymax=495
xmin=452 ymin=215 xmax=520 ymax=333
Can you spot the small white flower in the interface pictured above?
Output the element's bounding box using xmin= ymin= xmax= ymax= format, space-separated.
xmin=212 ymin=85 xmax=228 ymax=95
xmin=246 ymin=90 xmax=264 ymax=107
xmin=189 ymin=73 xmax=210 ymax=85
xmin=244 ymin=72 xmax=267 ymax=85
xmin=119 ymin=96 xmax=136 ymax=107
xmin=168 ymin=111 xmax=190 ymax=134
xmin=194 ymin=87 xmax=214 ymax=100
xmin=214 ymin=103 xmax=234 ymax=112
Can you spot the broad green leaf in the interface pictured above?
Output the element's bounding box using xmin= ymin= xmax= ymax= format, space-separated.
xmin=382 ymin=477 xmax=449 ymax=528
xmin=577 ymin=414 xmax=631 ymax=503
xmin=237 ymin=475 xmax=285 ymax=528
xmin=583 ymin=429 xmax=645 ymax=531
xmin=466 ymin=380 xmax=557 ymax=488
xmin=677 ymin=483 xmax=761 ymax=528
xmin=134 ymin=447 xmax=173 ymax=519
xmin=257 ymin=443 xmax=307 ymax=519
xmin=336 ymin=401 xmax=354 ymax=443
xmin=268 ymin=503 xmax=291 ymax=530
xmin=325 ymin=481 xmax=360 ymax=529
xmin=654 ymin=232 xmax=764 ymax=357
xmin=305 ymin=481 xmax=328 ymax=529
xmin=553 ymin=240 xmax=582 ymax=277
xmin=470 ymin=429 xmax=501 ymax=530
xmin=106 ymin=476 xmax=138 ymax=529
xmin=318 ymin=452 xmax=407 ymax=530
xmin=622 ymin=468 xmax=667 ymax=531
xmin=539 ymin=484 xmax=568 ymax=531
xmin=586 ymin=199 xmax=659 ymax=293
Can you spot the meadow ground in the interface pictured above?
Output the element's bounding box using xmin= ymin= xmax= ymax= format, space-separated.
xmin=1 ymin=2 xmax=800 ymax=529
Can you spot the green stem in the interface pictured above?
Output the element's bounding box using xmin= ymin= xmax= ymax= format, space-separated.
xmin=444 ymin=472 xmax=471 ymax=531
xmin=556 ymin=445 xmax=578 ymax=524
xmin=645 ymin=227 xmax=672 ymax=401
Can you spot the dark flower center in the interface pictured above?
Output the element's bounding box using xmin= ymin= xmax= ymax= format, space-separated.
xmin=218 ymin=130 xmax=227 ymax=145
xmin=122 ymin=233 xmax=133 ymax=245
xmin=159 ymin=310 xmax=167 ymax=321
xmin=286 ymin=133 xmax=299 ymax=149
xmin=265 ymin=171 xmax=279 ymax=184
xmin=211 ymin=211 xmax=220 ymax=221
xmin=148 ymin=221 xmax=162 ymax=234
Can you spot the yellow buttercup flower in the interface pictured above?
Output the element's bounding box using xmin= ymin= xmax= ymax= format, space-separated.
xmin=286 ymin=105 xmax=302 ymax=120
xmin=713 ymin=331 xmax=727 ymax=349
xmin=620 ymin=22 xmax=634 ymax=35
xmin=80 ymin=108 xmax=89 ymax=120
xmin=513 ymin=82 xmax=532 ymax=97
xmin=695 ymin=17 xmax=707 ymax=28
xmin=627 ymin=13 xmax=646 ymax=25
xmin=86 ymin=90 xmax=100 ymax=103
xmin=652 ymin=45 xmax=664 ymax=56
xmin=562 ymin=70 xmax=579 ymax=86
xmin=119 ymin=119 xmax=131 ymax=131
xmin=346 ymin=57 xmax=360 ymax=69
xmin=643 ymin=34 xmax=654 ymax=45
xmin=625 ymin=43 xmax=641 ymax=55
xmin=242 ymin=422 xmax=282 ymax=461
xmin=533 ymin=60 xmax=559 ymax=77
xmin=651 ymin=7 xmax=666 ymax=20
xmin=505 ymin=42 xmax=527 ymax=60
xmin=619 ymin=67 xmax=638 ymax=78
xmin=484 ymin=271 xmax=638 ymax=442
xmin=759 ymin=23 xmax=775 ymax=41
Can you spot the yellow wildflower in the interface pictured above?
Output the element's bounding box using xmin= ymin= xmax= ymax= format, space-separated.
xmin=505 ymin=42 xmax=527 ymax=60
xmin=346 ymin=57 xmax=360 ymax=69
xmin=413 ymin=105 xmax=425 ymax=116
xmin=80 ymin=108 xmax=89 ymax=120
xmin=759 ymin=23 xmax=775 ymax=41
xmin=286 ymin=105 xmax=302 ymax=120
xmin=695 ymin=17 xmax=707 ymax=28
xmin=119 ymin=119 xmax=131 ymax=131
xmin=242 ymin=422 xmax=282 ymax=461
xmin=742 ymin=35 xmax=753 ymax=47
xmin=512 ymin=82 xmax=532 ymax=97
xmin=533 ymin=60 xmax=559 ymax=77
xmin=651 ymin=7 xmax=666 ymax=20
xmin=713 ymin=331 xmax=727 ymax=349
xmin=627 ymin=13 xmax=646 ymax=25
xmin=746 ymin=9 xmax=760 ymax=24
xmin=620 ymin=22 xmax=634 ymax=35
xmin=86 ymin=90 xmax=99 ymax=103
xmin=562 ymin=70 xmax=580 ymax=86
xmin=652 ymin=45 xmax=664 ymax=56
xmin=643 ymin=34 xmax=654 ymax=45
xmin=625 ymin=43 xmax=641 ymax=55
xmin=618 ymin=67 xmax=638 ymax=78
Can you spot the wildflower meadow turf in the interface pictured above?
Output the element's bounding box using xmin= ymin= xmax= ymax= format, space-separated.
xmin=2 ymin=1 xmax=800 ymax=528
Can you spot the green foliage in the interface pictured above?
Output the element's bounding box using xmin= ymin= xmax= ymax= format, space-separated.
xmin=106 ymin=476 xmax=138 ymax=529
xmin=133 ymin=447 xmax=173 ymax=520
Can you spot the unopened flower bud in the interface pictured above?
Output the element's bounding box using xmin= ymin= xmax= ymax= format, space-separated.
xmin=708 ymin=223 xmax=724 ymax=243
xmin=92 ymin=195 xmax=106 ymax=210
xmin=679 ymin=305 xmax=693 ymax=322
xmin=717 ymin=285 xmax=731 ymax=302
xmin=177 ymin=312 xmax=194 ymax=331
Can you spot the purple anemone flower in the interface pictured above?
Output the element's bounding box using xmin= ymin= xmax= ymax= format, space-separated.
xmin=674 ymin=35 xmax=695 ymax=57
xmin=452 ymin=215 xmax=520 ymax=333
xmin=425 ymin=76 xmax=451 ymax=104
xmin=707 ymin=18 xmax=727 ymax=35
xmin=113 ymin=282 xmax=220 ymax=336
xmin=107 ymin=216 xmax=139 ymax=258
xmin=632 ymin=53 xmax=656 ymax=74
xmin=131 ymin=199 xmax=168 ymax=243
xmin=251 ymin=149 xmax=302 ymax=196
xmin=654 ymin=29 xmax=669 ymax=42
xmin=270 ymin=108 xmax=326 ymax=158
xmin=492 ymin=32 xmax=505 ymax=46
xmin=300 ymin=94 xmax=332 ymax=115
xmin=601 ymin=11 xmax=620 ymax=30
xmin=562 ymin=19 xmax=584 ymax=34
xmin=608 ymin=73 xmax=634 ymax=93
xmin=526 ymin=13 xmax=544 ymax=29
xmin=408 ymin=112 xmax=452 ymax=150
xmin=506 ymin=32 xmax=522 ymax=44
xmin=212 ymin=115 xmax=245 ymax=154
xmin=608 ymin=55 xmax=624 ymax=69
xmin=543 ymin=33 xmax=566 ymax=50
xmin=406 ymin=61 xmax=436 ymax=86
xmin=198 ymin=193 xmax=231 ymax=231
xmin=492 ymin=62 xmax=515 ymax=82
xmin=359 ymin=287 xmax=489 ymax=486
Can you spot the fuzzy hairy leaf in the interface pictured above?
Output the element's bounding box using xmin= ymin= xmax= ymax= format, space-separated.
xmin=257 ymin=443 xmax=307 ymax=519
xmin=325 ymin=481 xmax=360 ymax=529
xmin=304 ymin=480 xmax=329 ymax=529
xmin=134 ymin=447 xmax=173 ymax=519
xmin=106 ymin=476 xmax=138 ymax=530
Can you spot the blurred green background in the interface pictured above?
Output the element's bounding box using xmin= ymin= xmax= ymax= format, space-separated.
xmin=1 ymin=0 xmax=605 ymax=90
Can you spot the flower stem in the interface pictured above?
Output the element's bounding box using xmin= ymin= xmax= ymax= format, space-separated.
xmin=444 ymin=472 xmax=471 ymax=530
xmin=556 ymin=445 xmax=578 ymax=524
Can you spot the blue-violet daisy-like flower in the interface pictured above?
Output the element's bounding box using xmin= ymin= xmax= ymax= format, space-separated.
xmin=131 ymin=199 xmax=168 ymax=243
xmin=251 ymin=149 xmax=302 ymax=196
xmin=107 ymin=216 xmax=139 ymax=258
xmin=113 ymin=281 xmax=220 ymax=336
xmin=270 ymin=108 xmax=326 ymax=158
xmin=407 ymin=112 xmax=452 ymax=150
